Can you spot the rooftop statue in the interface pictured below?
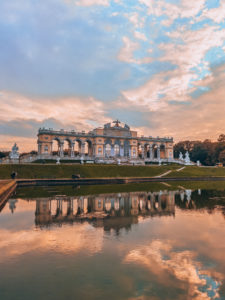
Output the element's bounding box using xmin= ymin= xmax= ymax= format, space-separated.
xmin=112 ymin=119 xmax=121 ymax=127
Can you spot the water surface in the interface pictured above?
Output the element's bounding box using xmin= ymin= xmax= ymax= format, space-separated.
xmin=0 ymin=185 xmax=225 ymax=300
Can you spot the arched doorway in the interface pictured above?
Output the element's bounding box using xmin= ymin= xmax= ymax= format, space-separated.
xmin=105 ymin=144 xmax=111 ymax=157
xmin=52 ymin=138 xmax=61 ymax=156
xmin=74 ymin=140 xmax=82 ymax=156
xmin=144 ymin=144 xmax=151 ymax=158
xmin=138 ymin=143 xmax=143 ymax=158
xmin=64 ymin=139 xmax=72 ymax=157
xmin=114 ymin=144 xmax=120 ymax=157
xmin=124 ymin=140 xmax=130 ymax=157
xmin=152 ymin=144 xmax=158 ymax=159
xmin=85 ymin=140 xmax=93 ymax=157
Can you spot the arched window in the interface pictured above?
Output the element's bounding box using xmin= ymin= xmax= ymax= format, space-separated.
xmin=132 ymin=148 xmax=136 ymax=157
xmin=44 ymin=145 xmax=48 ymax=153
xmin=98 ymin=147 xmax=102 ymax=155
xmin=124 ymin=141 xmax=130 ymax=157
xmin=105 ymin=144 xmax=111 ymax=157
xmin=114 ymin=144 xmax=120 ymax=156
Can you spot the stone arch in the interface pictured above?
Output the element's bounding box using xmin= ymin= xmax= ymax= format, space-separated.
xmin=52 ymin=137 xmax=61 ymax=156
xmin=152 ymin=144 xmax=158 ymax=159
xmin=114 ymin=139 xmax=121 ymax=146
xmin=144 ymin=143 xmax=151 ymax=158
xmin=137 ymin=143 xmax=143 ymax=158
xmin=105 ymin=143 xmax=112 ymax=157
xmin=73 ymin=138 xmax=82 ymax=156
xmin=114 ymin=144 xmax=120 ymax=157
xmin=63 ymin=138 xmax=72 ymax=156
xmin=84 ymin=139 xmax=93 ymax=156
xmin=104 ymin=139 xmax=112 ymax=157
xmin=124 ymin=140 xmax=130 ymax=157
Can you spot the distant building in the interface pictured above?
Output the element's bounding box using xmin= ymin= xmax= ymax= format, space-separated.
xmin=37 ymin=120 xmax=174 ymax=163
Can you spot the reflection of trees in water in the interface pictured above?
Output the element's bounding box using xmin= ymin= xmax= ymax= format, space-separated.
xmin=175 ymin=189 xmax=225 ymax=217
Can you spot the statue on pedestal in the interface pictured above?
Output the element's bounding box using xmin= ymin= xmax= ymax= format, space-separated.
xmin=184 ymin=151 xmax=191 ymax=165
xmin=179 ymin=152 xmax=184 ymax=160
xmin=9 ymin=143 xmax=20 ymax=161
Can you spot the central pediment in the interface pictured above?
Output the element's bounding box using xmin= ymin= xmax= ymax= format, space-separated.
xmin=103 ymin=121 xmax=132 ymax=137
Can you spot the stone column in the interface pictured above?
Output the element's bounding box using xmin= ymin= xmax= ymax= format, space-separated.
xmin=81 ymin=143 xmax=85 ymax=156
xmin=132 ymin=146 xmax=137 ymax=158
xmin=59 ymin=142 xmax=64 ymax=157
xmin=157 ymin=146 xmax=160 ymax=160
xmin=38 ymin=142 xmax=42 ymax=155
xmin=111 ymin=146 xmax=114 ymax=157
xmin=92 ymin=145 xmax=95 ymax=158
xmin=141 ymin=146 xmax=144 ymax=159
xmin=120 ymin=146 xmax=124 ymax=157
xmin=71 ymin=142 xmax=75 ymax=157
xmin=50 ymin=142 xmax=53 ymax=156
xmin=128 ymin=147 xmax=131 ymax=158
xmin=150 ymin=145 xmax=153 ymax=160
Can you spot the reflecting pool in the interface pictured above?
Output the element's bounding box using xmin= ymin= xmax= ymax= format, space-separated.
xmin=0 ymin=185 xmax=225 ymax=300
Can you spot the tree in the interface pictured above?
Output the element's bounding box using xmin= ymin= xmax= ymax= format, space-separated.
xmin=219 ymin=150 xmax=225 ymax=165
xmin=218 ymin=134 xmax=225 ymax=142
xmin=190 ymin=143 xmax=208 ymax=164
xmin=0 ymin=152 xmax=7 ymax=159
xmin=174 ymin=134 xmax=225 ymax=166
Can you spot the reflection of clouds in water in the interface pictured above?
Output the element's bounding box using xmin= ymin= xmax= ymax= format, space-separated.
xmin=124 ymin=240 xmax=222 ymax=300
xmin=0 ymin=224 xmax=103 ymax=261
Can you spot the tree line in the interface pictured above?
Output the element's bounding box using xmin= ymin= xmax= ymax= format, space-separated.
xmin=174 ymin=134 xmax=225 ymax=166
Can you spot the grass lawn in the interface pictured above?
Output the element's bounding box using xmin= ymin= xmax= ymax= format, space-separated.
xmin=167 ymin=166 xmax=225 ymax=177
xmin=0 ymin=164 xmax=179 ymax=180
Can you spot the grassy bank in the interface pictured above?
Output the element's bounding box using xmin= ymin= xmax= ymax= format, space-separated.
xmin=15 ymin=181 xmax=225 ymax=198
xmin=1 ymin=164 xmax=225 ymax=180
xmin=167 ymin=166 xmax=225 ymax=177
xmin=0 ymin=164 xmax=178 ymax=180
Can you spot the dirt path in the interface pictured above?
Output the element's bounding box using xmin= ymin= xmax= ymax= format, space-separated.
xmin=155 ymin=170 xmax=172 ymax=178
xmin=176 ymin=166 xmax=186 ymax=172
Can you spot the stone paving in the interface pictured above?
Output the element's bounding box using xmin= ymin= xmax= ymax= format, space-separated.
xmin=0 ymin=180 xmax=11 ymax=189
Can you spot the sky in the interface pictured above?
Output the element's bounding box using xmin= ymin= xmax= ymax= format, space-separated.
xmin=0 ymin=0 xmax=225 ymax=151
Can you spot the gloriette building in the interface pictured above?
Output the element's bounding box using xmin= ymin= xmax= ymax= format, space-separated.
xmin=37 ymin=120 xmax=174 ymax=163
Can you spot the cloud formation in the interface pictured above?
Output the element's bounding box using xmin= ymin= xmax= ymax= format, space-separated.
xmin=124 ymin=240 xmax=222 ymax=299
xmin=1 ymin=0 xmax=225 ymax=150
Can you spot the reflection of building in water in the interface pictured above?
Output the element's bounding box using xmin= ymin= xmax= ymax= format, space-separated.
xmin=35 ymin=191 xmax=176 ymax=231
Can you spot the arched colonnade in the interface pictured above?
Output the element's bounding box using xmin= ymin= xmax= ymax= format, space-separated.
xmin=48 ymin=138 xmax=93 ymax=158
xmin=38 ymin=134 xmax=170 ymax=160
xmin=137 ymin=143 xmax=166 ymax=160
